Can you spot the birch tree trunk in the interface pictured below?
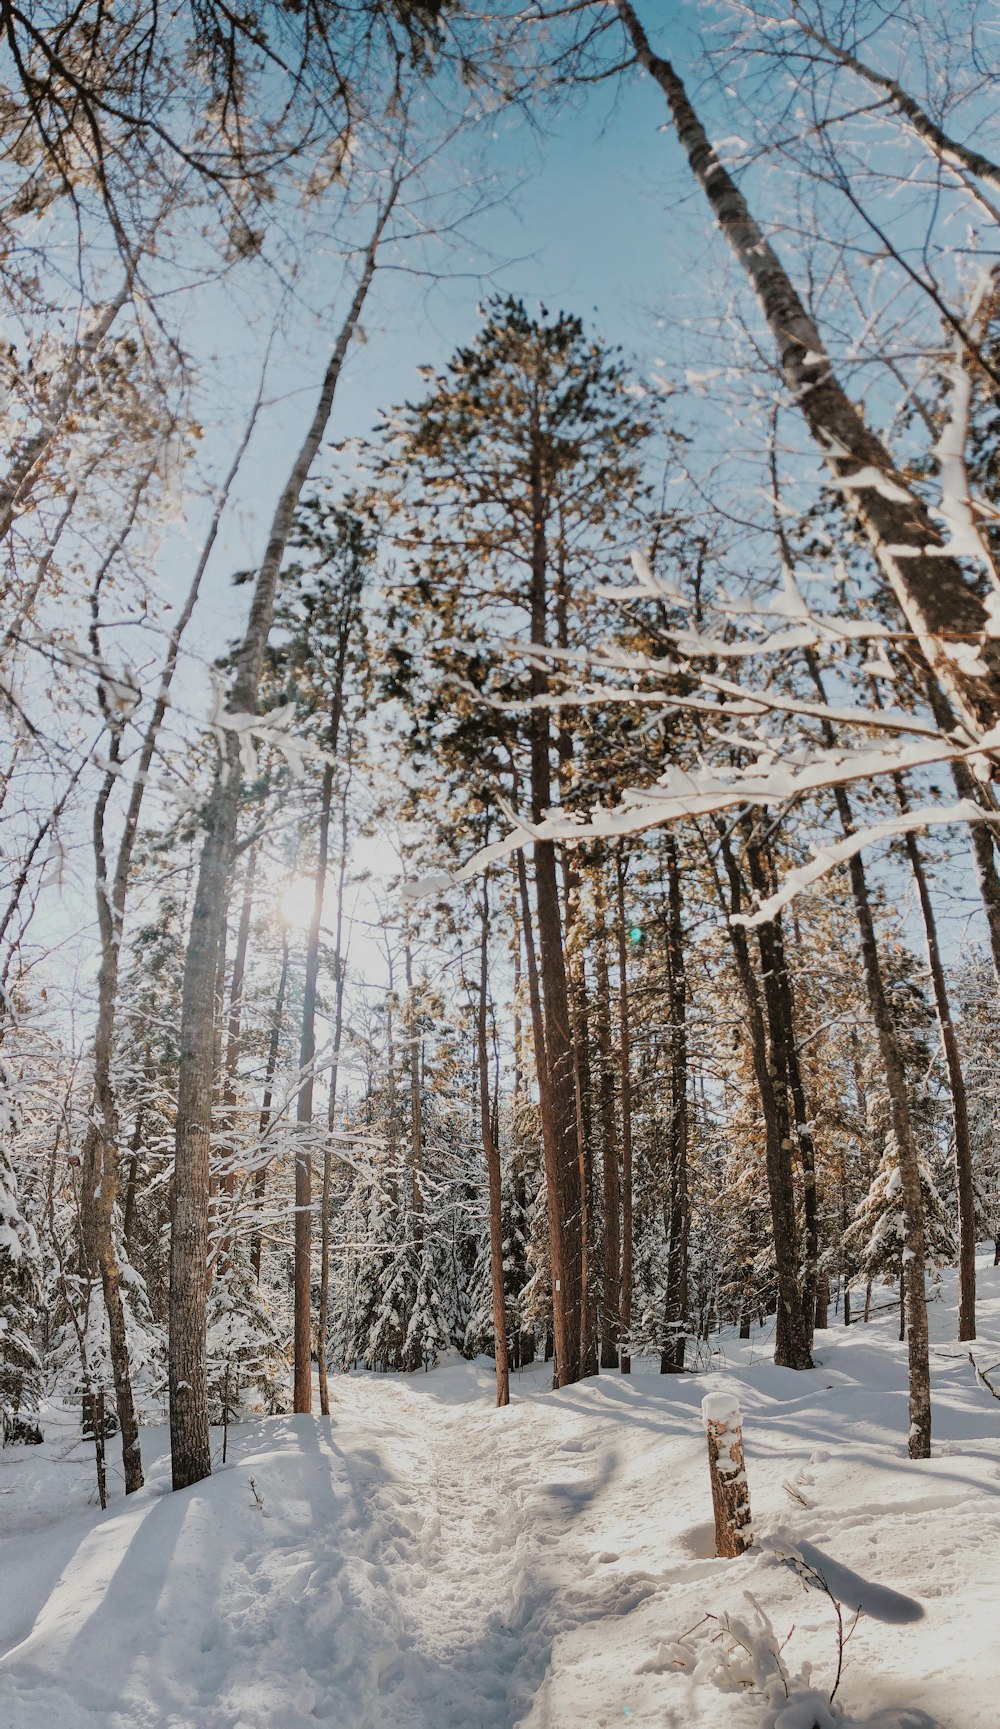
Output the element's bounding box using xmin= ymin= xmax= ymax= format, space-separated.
xmin=169 ymin=188 xmax=397 ymax=1490
xmin=76 ymin=402 xmax=258 ymax=1495
xmin=615 ymin=0 xmax=1000 ymax=741
xmin=786 ymin=5 xmax=1000 ymax=207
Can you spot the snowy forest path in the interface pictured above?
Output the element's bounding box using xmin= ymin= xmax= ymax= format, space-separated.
xmin=4 ymin=1313 xmax=1000 ymax=1729
xmin=323 ymin=1365 xmax=630 ymax=1725
xmin=0 ymin=1362 xmax=671 ymax=1729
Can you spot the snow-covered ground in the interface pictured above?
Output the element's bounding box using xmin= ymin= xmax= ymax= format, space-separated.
xmin=2 ymin=1260 xmax=999 ymax=1729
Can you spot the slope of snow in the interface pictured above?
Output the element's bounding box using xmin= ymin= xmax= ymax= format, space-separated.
xmin=1 ymin=1259 xmax=999 ymax=1728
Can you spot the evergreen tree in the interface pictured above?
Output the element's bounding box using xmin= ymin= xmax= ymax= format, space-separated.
xmin=378 ymin=295 xmax=657 ymax=1387
xmin=843 ymin=1116 xmax=956 ymax=1335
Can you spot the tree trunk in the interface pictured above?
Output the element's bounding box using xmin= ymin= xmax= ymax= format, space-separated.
xmin=614 ymin=849 xmax=635 ymax=1374
xmin=318 ymin=766 xmax=351 ymax=1417
xmin=805 ymin=657 xmax=932 ymax=1456
xmin=292 ymin=759 xmax=337 ymax=1413
xmin=525 ymin=437 xmax=584 ymax=1388
xmin=404 ymin=936 xmax=424 ymax=1248
xmin=479 ymin=875 xmax=510 ymax=1407
xmin=895 ymin=785 xmax=976 ymax=1340
xmin=595 ymin=893 xmax=621 ymax=1369
xmin=744 ymin=824 xmax=819 ymax=1343
xmin=216 ymin=847 xmax=257 ymax=1277
xmin=79 ymin=768 xmax=145 ymax=1494
xmin=562 ymin=850 xmax=598 ymax=1377
xmin=786 ymin=8 xmax=1000 ymax=203
xmin=76 ymin=400 xmax=260 ymax=1498
xmin=250 ymin=936 xmax=289 ymax=1283
xmin=169 ymin=193 xmax=396 ymax=1489
xmin=661 ymin=832 xmax=689 ymax=1373
xmin=616 ymin=0 xmax=1000 ymax=739
xmin=710 ymin=825 xmax=812 ymax=1370
xmin=702 ymin=1395 xmax=753 ymax=1558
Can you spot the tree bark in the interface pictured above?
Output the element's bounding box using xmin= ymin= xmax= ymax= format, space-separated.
xmin=710 ymin=824 xmax=813 ymax=1370
xmin=216 ymin=847 xmax=257 ymax=1277
xmin=744 ymin=824 xmax=820 ymax=1344
xmin=895 ymin=783 xmax=976 ymax=1340
xmin=616 ymin=0 xmax=1000 ymax=741
xmin=404 ymin=936 xmax=424 ymax=1248
xmin=479 ymin=874 xmax=510 ymax=1407
xmin=525 ymin=428 xmax=584 ymax=1389
xmin=661 ymin=831 xmax=689 ymax=1373
xmin=318 ymin=763 xmax=351 ymax=1417
xmin=702 ymin=1395 xmax=753 ymax=1558
xmin=169 ymin=191 xmax=396 ymax=1489
xmin=787 ymin=5 xmax=1000 ymax=205
xmin=251 ymin=936 xmax=289 ymax=1283
xmin=805 ymin=655 xmax=932 ymax=1456
xmin=594 ymin=890 xmax=621 ymax=1369
xmin=614 ymin=849 xmax=635 ymax=1374
xmin=292 ymin=760 xmax=337 ymax=1413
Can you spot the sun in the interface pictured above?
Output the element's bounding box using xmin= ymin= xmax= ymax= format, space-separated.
xmin=278 ymin=876 xmax=317 ymax=931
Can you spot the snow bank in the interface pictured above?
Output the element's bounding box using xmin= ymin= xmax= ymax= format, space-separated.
xmin=1 ymin=1257 xmax=999 ymax=1727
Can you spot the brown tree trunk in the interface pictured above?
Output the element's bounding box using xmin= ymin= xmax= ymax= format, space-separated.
xmin=404 ymin=936 xmax=424 ymax=1248
xmin=744 ymin=824 xmax=820 ymax=1342
xmin=562 ymin=851 xmax=598 ymax=1377
xmin=250 ymin=936 xmax=289 ymax=1283
xmin=703 ymin=1395 xmax=753 ymax=1558
xmin=318 ymin=765 xmax=351 ymax=1417
xmin=515 ymin=849 xmax=557 ymax=1354
xmin=479 ymin=875 xmax=510 ymax=1406
xmin=710 ymin=824 xmax=812 ymax=1369
xmin=616 ymin=0 xmax=1000 ymax=739
xmin=216 ymin=846 xmax=257 ymax=1277
xmin=614 ymin=849 xmax=635 ymax=1374
xmin=293 ymin=761 xmax=337 ymax=1414
xmin=595 ymin=891 xmax=621 ymax=1369
xmin=661 ymin=831 xmax=689 ymax=1373
xmin=169 ymin=193 xmax=396 ymax=1489
xmin=524 ymin=441 xmax=584 ymax=1388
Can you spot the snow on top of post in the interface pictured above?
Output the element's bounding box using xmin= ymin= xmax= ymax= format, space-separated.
xmin=701 ymin=1391 xmax=742 ymax=1428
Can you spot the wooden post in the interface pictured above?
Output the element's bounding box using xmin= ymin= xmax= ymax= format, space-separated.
xmin=702 ymin=1393 xmax=752 ymax=1558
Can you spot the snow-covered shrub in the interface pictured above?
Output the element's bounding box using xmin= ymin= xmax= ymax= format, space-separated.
xmin=206 ymin=1250 xmax=289 ymax=1421
xmin=0 ymin=1073 xmax=44 ymax=1442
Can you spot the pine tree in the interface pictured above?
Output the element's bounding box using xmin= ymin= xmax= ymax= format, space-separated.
xmin=844 ymin=1118 xmax=956 ymax=1337
xmin=379 ymin=296 xmax=657 ymax=1386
